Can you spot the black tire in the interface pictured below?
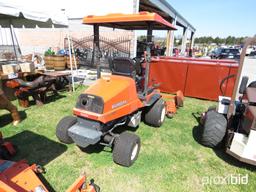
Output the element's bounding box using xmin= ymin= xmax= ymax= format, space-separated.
xmin=200 ymin=106 xmax=217 ymax=125
xmin=56 ymin=116 xmax=77 ymax=144
xmin=207 ymin=106 xmax=217 ymax=111
xmin=201 ymin=110 xmax=227 ymax=148
xmin=112 ymin=131 xmax=141 ymax=167
xmin=144 ymin=98 xmax=166 ymax=127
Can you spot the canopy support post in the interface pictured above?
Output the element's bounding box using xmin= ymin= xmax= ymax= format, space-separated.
xmin=70 ymin=37 xmax=78 ymax=71
xmin=67 ymin=33 xmax=75 ymax=92
xmin=9 ymin=24 xmax=18 ymax=63
xmin=92 ymin=24 xmax=100 ymax=79
xmin=143 ymin=22 xmax=153 ymax=97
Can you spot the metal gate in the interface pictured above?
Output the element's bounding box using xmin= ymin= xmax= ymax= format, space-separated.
xmin=67 ymin=35 xmax=132 ymax=68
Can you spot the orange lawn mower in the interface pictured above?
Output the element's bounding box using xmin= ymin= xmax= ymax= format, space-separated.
xmin=56 ymin=12 xmax=184 ymax=167
xmin=0 ymin=132 xmax=100 ymax=192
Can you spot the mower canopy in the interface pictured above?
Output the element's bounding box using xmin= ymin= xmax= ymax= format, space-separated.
xmin=83 ymin=12 xmax=177 ymax=30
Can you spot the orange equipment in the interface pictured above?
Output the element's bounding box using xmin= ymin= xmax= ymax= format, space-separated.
xmin=0 ymin=132 xmax=99 ymax=192
xmin=0 ymin=160 xmax=48 ymax=192
xmin=0 ymin=159 xmax=99 ymax=192
xmin=83 ymin=12 xmax=176 ymax=30
xmin=161 ymin=91 xmax=184 ymax=118
xmin=56 ymin=12 xmax=183 ymax=167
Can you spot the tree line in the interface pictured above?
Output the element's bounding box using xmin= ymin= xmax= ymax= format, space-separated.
xmin=194 ymin=36 xmax=246 ymax=45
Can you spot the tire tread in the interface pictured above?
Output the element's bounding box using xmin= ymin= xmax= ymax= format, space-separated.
xmin=201 ymin=111 xmax=227 ymax=148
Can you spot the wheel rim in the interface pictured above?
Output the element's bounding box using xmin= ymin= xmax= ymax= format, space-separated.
xmin=160 ymin=106 xmax=166 ymax=123
xmin=131 ymin=143 xmax=139 ymax=161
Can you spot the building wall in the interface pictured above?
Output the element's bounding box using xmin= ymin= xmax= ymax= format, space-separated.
xmin=14 ymin=0 xmax=140 ymax=56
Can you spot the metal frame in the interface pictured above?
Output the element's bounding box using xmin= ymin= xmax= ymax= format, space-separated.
xmin=92 ymin=21 xmax=154 ymax=97
xmin=227 ymin=36 xmax=256 ymax=119
xmin=139 ymin=0 xmax=195 ymax=32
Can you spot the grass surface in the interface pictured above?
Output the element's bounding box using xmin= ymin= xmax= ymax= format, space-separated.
xmin=0 ymin=86 xmax=255 ymax=192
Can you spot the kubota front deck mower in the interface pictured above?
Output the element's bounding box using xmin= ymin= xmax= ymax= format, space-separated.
xmin=200 ymin=37 xmax=256 ymax=166
xmin=56 ymin=12 xmax=183 ymax=167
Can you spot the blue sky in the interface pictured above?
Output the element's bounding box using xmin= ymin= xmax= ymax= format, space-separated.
xmin=8 ymin=0 xmax=255 ymax=38
xmin=168 ymin=0 xmax=256 ymax=38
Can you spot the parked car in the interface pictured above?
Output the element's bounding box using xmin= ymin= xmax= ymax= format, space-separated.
xmin=210 ymin=48 xmax=240 ymax=59
xmin=249 ymin=50 xmax=256 ymax=57
xmin=246 ymin=47 xmax=254 ymax=56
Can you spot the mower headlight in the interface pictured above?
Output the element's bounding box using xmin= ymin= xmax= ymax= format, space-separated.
xmin=34 ymin=185 xmax=47 ymax=192
xmin=76 ymin=94 xmax=104 ymax=114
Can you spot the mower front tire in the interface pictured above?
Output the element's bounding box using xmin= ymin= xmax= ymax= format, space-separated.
xmin=113 ymin=131 xmax=141 ymax=167
xmin=201 ymin=110 xmax=227 ymax=148
xmin=144 ymin=98 xmax=166 ymax=127
xmin=56 ymin=116 xmax=77 ymax=144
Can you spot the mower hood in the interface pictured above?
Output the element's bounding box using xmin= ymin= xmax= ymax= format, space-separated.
xmin=78 ymin=75 xmax=142 ymax=114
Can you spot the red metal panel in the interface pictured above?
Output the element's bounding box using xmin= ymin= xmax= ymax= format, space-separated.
xmin=159 ymin=56 xmax=237 ymax=64
xmin=149 ymin=58 xmax=188 ymax=93
xmin=149 ymin=57 xmax=239 ymax=101
xmin=184 ymin=63 xmax=231 ymax=100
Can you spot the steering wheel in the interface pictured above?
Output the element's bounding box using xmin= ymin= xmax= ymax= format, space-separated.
xmin=132 ymin=57 xmax=144 ymax=75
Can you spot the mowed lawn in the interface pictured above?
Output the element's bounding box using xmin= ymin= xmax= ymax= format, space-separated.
xmin=0 ymin=86 xmax=255 ymax=192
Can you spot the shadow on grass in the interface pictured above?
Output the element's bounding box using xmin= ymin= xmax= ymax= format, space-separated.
xmin=0 ymin=110 xmax=27 ymax=127
xmin=44 ymin=94 xmax=66 ymax=105
xmin=192 ymin=125 xmax=203 ymax=145
xmin=79 ymin=144 xmax=105 ymax=154
xmin=191 ymin=112 xmax=256 ymax=171
xmin=6 ymin=130 xmax=67 ymax=166
xmin=28 ymin=94 xmax=66 ymax=107
xmin=192 ymin=112 xmax=203 ymax=145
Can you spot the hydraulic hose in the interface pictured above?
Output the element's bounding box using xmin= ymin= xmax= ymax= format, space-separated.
xmin=219 ymin=74 xmax=236 ymax=96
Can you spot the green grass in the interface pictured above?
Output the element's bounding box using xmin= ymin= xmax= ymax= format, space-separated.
xmin=0 ymin=87 xmax=255 ymax=192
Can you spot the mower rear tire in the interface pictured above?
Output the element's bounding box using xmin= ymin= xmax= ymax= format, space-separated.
xmin=56 ymin=116 xmax=77 ymax=144
xmin=201 ymin=110 xmax=227 ymax=148
xmin=113 ymin=131 xmax=141 ymax=167
xmin=144 ymin=98 xmax=166 ymax=127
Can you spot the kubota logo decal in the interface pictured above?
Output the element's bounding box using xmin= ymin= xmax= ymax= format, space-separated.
xmin=112 ymin=100 xmax=127 ymax=109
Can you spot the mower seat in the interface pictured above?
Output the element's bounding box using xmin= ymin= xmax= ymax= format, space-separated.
xmin=240 ymin=87 xmax=256 ymax=134
xmin=246 ymin=87 xmax=256 ymax=105
xmin=111 ymin=57 xmax=137 ymax=78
